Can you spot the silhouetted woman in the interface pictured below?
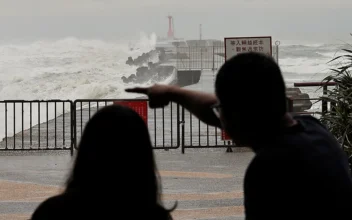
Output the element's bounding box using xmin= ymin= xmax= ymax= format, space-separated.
xmin=32 ymin=105 xmax=175 ymax=220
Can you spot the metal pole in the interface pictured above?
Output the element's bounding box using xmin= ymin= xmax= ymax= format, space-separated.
xmin=189 ymin=46 xmax=191 ymax=70
xmin=201 ymin=47 xmax=203 ymax=71
xmin=212 ymin=45 xmax=215 ymax=71
xmin=275 ymin=41 xmax=280 ymax=65
xmin=322 ymin=85 xmax=328 ymax=115
xmin=200 ymin=24 xmax=202 ymax=40
xmin=287 ymin=97 xmax=294 ymax=112
xmin=176 ymin=45 xmax=179 ymax=69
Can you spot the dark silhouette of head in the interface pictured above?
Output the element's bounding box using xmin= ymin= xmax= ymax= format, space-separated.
xmin=66 ymin=105 xmax=173 ymax=218
xmin=215 ymin=52 xmax=287 ymax=147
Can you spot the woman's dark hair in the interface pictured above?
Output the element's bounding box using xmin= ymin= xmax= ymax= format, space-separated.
xmin=65 ymin=104 xmax=175 ymax=219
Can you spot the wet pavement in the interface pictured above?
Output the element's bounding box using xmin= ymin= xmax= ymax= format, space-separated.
xmin=0 ymin=149 xmax=254 ymax=219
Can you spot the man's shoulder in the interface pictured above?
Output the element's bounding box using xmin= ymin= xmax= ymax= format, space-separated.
xmin=291 ymin=114 xmax=340 ymax=147
xmin=247 ymin=148 xmax=297 ymax=173
xmin=292 ymin=114 xmax=327 ymax=129
xmin=249 ymin=114 xmax=343 ymax=172
xmin=291 ymin=113 xmax=317 ymax=121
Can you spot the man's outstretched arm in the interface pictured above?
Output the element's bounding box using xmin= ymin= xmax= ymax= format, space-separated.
xmin=126 ymin=85 xmax=221 ymax=128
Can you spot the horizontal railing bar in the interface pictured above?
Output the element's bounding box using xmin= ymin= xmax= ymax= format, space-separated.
xmin=294 ymin=82 xmax=337 ymax=87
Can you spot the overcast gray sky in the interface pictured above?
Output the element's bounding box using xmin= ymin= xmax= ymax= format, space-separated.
xmin=1 ymin=0 xmax=351 ymax=44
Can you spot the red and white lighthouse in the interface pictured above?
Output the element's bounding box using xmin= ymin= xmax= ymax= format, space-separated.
xmin=167 ymin=16 xmax=174 ymax=40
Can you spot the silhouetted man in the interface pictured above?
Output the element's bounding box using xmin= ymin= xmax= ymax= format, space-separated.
xmin=126 ymin=52 xmax=352 ymax=219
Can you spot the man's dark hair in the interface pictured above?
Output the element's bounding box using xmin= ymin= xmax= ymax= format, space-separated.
xmin=215 ymin=52 xmax=287 ymax=125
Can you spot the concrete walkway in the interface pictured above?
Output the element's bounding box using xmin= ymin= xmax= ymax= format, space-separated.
xmin=0 ymin=149 xmax=254 ymax=220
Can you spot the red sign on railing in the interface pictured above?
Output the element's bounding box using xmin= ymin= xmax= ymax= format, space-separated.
xmin=221 ymin=130 xmax=232 ymax=141
xmin=113 ymin=101 xmax=148 ymax=124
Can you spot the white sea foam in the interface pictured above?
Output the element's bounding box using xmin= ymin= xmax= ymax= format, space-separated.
xmin=0 ymin=33 xmax=174 ymax=139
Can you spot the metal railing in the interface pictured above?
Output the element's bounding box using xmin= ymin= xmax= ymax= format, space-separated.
xmin=0 ymin=100 xmax=74 ymax=154
xmin=73 ymin=99 xmax=181 ymax=150
xmin=293 ymin=82 xmax=337 ymax=115
xmin=180 ymin=108 xmax=234 ymax=153
xmin=176 ymin=46 xmax=225 ymax=70
xmin=175 ymin=44 xmax=280 ymax=70
xmin=0 ymin=99 xmax=233 ymax=154
xmin=0 ymin=82 xmax=334 ymax=155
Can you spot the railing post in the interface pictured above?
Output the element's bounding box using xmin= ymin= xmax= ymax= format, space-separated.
xmin=226 ymin=141 xmax=233 ymax=153
xmin=322 ymin=85 xmax=328 ymax=115
xmin=287 ymin=97 xmax=294 ymax=112
xmin=176 ymin=46 xmax=179 ymax=69
xmin=70 ymin=101 xmax=75 ymax=156
xmin=176 ymin=104 xmax=180 ymax=148
xmin=331 ymin=83 xmax=337 ymax=114
xmin=70 ymin=101 xmax=76 ymax=156
xmin=181 ymin=107 xmax=185 ymax=154
xmin=189 ymin=46 xmax=191 ymax=70
xmin=201 ymin=47 xmax=203 ymax=71
xmin=331 ymin=101 xmax=336 ymax=114
xmin=212 ymin=45 xmax=215 ymax=71
xmin=275 ymin=41 xmax=280 ymax=65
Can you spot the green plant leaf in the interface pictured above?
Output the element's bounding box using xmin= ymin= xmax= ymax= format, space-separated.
xmin=328 ymin=55 xmax=344 ymax=63
xmin=319 ymin=39 xmax=352 ymax=170
xmin=342 ymin=49 xmax=352 ymax=54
